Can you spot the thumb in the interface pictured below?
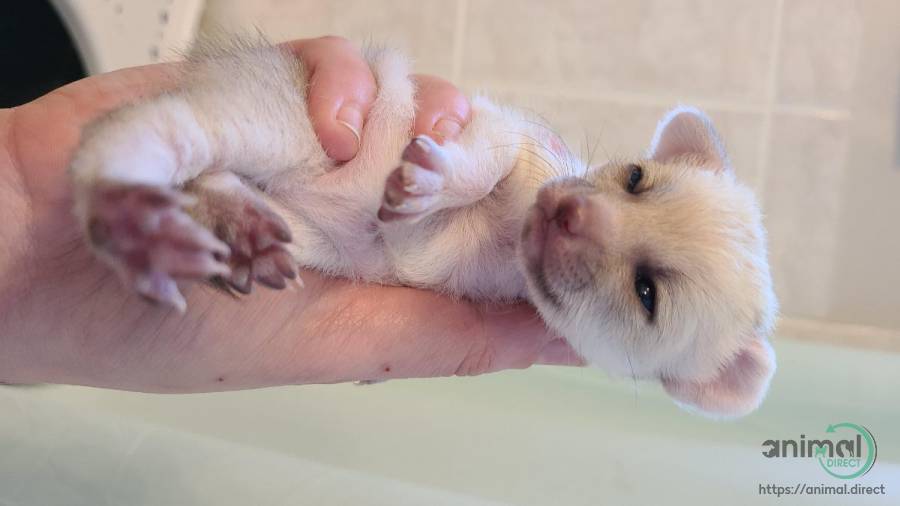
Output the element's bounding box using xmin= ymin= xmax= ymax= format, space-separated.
xmin=286 ymin=37 xmax=376 ymax=162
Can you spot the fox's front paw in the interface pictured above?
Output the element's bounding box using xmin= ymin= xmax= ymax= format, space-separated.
xmin=378 ymin=136 xmax=448 ymax=222
xmin=84 ymin=183 xmax=231 ymax=312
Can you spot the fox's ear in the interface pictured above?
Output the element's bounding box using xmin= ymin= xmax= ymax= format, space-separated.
xmin=662 ymin=338 xmax=775 ymax=419
xmin=648 ymin=106 xmax=730 ymax=173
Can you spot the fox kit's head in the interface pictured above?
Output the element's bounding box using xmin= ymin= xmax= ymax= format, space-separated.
xmin=521 ymin=107 xmax=777 ymax=418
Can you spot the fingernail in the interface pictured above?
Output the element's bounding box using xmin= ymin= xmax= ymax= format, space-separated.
xmin=431 ymin=117 xmax=462 ymax=145
xmin=336 ymin=103 xmax=362 ymax=150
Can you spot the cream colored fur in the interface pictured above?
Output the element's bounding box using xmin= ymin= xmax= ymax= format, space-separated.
xmin=70 ymin=41 xmax=777 ymax=418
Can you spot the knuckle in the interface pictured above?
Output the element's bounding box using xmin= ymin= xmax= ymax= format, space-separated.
xmin=313 ymin=35 xmax=355 ymax=52
xmin=454 ymin=338 xmax=495 ymax=377
xmin=448 ymin=92 xmax=471 ymax=120
xmin=416 ymin=77 xmax=469 ymax=119
xmin=415 ymin=74 xmax=452 ymax=96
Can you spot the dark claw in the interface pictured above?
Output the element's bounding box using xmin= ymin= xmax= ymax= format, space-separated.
xmin=253 ymin=255 xmax=287 ymax=289
xmin=273 ymin=249 xmax=297 ymax=279
xmin=401 ymin=136 xmax=439 ymax=170
xmin=227 ymin=264 xmax=253 ymax=294
xmin=272 ymin=225 xmax=292 ymax=243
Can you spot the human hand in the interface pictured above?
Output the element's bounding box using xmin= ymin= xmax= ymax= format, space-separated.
xmin=0 ymin=37 xmax=582 ymax=392
xmin=295 ymin=36 xmax=470 ymax=160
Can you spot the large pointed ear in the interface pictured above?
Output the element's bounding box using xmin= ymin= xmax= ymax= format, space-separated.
xmin=662 ymin=338 xmax=775 ymax=419
xmin=648 ymin=106 xmax=731 ymax=172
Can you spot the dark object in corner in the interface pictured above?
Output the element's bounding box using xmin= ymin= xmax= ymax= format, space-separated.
xmin=0 ymin=0 xmax=86 ymax=107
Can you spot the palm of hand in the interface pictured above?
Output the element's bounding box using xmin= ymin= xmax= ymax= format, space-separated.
xmin=0 ymin=60 xmax=575 ymax=392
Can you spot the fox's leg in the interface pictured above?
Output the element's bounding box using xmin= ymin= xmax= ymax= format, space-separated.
xmin=70 ymin=45 xmax=329 ymax=310
xmin=378 ymin=98 xmax=527 ymax=223
xmin=375 ymin=129 xmax=536 ymax=298
xmin=376 ymin=97 xmax=579 ymax=298
xmin=184 ymin=172 xmax=298 ymax=295
xmin=81 ymin=181 xmax=231 ymax=311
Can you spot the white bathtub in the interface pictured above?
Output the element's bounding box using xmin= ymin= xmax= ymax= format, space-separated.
xmin=1 ymin=336 xmax=897 ymax=505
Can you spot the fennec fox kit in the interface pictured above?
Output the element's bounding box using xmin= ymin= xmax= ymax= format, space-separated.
xmin=71 ymin=41 xmax=777 ymax=418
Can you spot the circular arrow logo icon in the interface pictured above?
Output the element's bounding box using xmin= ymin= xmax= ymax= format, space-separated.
xmin=817 ymin=423 xmax=877 ymax=480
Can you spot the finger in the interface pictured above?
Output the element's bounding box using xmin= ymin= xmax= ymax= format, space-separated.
xmin=275 ymin=275 xmax=568 ymax=383
xmin=469 ymin=304 xmax=581 ymax=372
xmin=412 ymin=74 xmax=471 ymax=145
xmin=284 ymin=37 xmax=377 ymax=162
xmin=536 ymin=338 xmax=586 ymax=366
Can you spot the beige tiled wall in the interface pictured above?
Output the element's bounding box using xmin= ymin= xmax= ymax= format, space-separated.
xmin=202 ymin=0 xmax=900 ymax=331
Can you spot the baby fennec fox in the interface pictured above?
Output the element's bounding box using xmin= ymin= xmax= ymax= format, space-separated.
xmin=70 ymin=41 xmax=777 ymax=418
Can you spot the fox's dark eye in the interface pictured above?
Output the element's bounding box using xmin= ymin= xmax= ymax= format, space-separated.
xmin=626 ymin=164 xmax=643 ymax=193
xmin=634 ymin=273 xmax=656 ymax=316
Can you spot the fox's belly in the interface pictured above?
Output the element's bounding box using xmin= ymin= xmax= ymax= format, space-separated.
xmin=275 ymin=175 xmax=528 ymax=300
xmin=281 ymin=201 xmax=528 ymax=300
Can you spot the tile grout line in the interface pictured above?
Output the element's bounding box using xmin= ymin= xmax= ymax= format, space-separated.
xmin=450 ymin=0 xmax=468 ymax=84
xmin=778 ymin=317 xmax=900 ymax=353
xmin=755 ymin=0 xmax=786 ymax=196
xmin=772 ymin=104 xmax=850 ymax=121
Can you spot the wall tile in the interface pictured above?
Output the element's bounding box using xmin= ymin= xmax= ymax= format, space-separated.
xmin=479 ymin=90 xmax=763 ymax=188
xmin=483 ymin=89 xmax=668 ymax=161
xmin=197 ymin=0 xmax=899 ymax=331
xmin=201 ymin=0 xmax=458 ymax=78
xmin=828 ymin=0 xmax=900 ymax=329
xmin=776 ymin=0 xmax=864 ymax=110
xmin=463 ymin=0 xmax=777 ymax=102
xmin=764 ymin=115 xmax=850 ymax=320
